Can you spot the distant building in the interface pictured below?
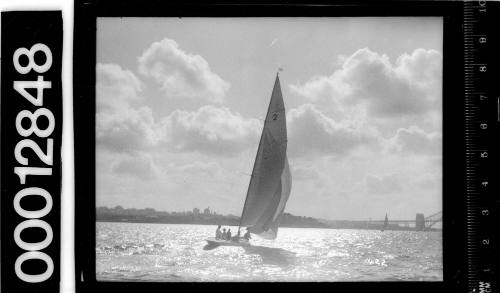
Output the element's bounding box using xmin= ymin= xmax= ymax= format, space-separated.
xmin=193 ymin=208 xmax=200 ymax=215
xmin=415 ymin=213 xmax=425 ymax=231
xmin=204 ymin=207 xmax=211 ymax=215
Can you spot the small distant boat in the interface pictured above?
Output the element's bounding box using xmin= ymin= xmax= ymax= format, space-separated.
xmin=205 ymin=72 xmax=292 ymax=249
xmin=381 ymin=213 xmax=388 ymax=232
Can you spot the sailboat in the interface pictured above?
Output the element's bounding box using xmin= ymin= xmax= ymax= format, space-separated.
xmin=381 ymin=213 xmax=388 ymax=232
xmin=205 ymin=72 xmax=292 ymax=248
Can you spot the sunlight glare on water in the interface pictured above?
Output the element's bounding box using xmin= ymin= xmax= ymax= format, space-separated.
xmin=96 ymin=222 xmax=442 ymax=282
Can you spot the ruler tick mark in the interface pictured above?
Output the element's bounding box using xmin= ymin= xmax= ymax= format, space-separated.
xmin=497 ymin=97 xmax=500 ymax=122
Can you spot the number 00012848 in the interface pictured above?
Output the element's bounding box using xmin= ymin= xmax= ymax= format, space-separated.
xmin=12 ymin=43 xmax=55 ymax=283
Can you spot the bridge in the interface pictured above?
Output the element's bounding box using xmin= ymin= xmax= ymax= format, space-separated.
xmin=364 ymin=211 xmax=442 ymax=231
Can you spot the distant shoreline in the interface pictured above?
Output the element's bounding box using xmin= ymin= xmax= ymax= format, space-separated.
xmin=96 ymin=206 xmax=441 ymax=232
xmin=95 ymin=220 xmax=441 ymax=232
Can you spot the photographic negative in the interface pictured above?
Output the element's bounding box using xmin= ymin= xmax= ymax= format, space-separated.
xmin=94 ymin=16 xmax=444 ymax=282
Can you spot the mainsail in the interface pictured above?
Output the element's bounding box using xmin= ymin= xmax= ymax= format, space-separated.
xmin=239 ymin=74 xmax=292 ymax=240
xmin=382 ymin=214 xmax=388 ymax=231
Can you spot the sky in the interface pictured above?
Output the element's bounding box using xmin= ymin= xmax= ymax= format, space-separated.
xmin=96 ymin=17 xmax=443 ymax=221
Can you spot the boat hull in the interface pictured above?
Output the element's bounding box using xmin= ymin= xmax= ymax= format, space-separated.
xmin=204 ymin=238 xmax=250 ymax=250
xmin=206 ymin=237 xmax=250 ymax=246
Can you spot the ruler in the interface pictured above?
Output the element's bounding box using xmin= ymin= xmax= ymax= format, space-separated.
xmin=463 ymin=1 xmax=499 ymax=293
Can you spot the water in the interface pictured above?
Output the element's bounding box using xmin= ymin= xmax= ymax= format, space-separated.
xmin=96 ymin=222 xmax=442 ymax=282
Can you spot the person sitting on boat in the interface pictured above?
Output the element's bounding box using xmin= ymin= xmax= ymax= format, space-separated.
xmin=221 ymin=228 xmax=227 ymax=240
xmin=215 ymin=225 xmax=222 ymax=240
xmin=226 ymin=229 xmax=232 ymax=241
xmin=243 ymin=228 xmax=251 ymax=240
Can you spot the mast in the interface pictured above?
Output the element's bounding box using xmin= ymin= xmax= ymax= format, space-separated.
xmin=238 ymin=71 xmax=281 ymax=232
xmin=382 ymin=213 xmax=388 ymax=231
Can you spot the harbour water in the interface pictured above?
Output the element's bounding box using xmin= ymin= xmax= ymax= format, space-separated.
xmin=96 ymin=222 xmax=442 ymax=282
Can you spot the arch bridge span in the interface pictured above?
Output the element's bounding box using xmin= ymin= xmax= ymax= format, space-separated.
xmin=368 ymin=211 xmax=442 ymax=231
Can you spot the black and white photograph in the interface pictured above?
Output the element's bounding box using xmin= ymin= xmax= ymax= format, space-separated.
xmin=94 ymin=17 xmax=443 ymax=282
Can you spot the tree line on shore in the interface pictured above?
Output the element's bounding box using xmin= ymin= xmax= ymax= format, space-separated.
xmin=96 ymin=206 xmax=327 ymax=228
xmin=96 ymin=206 xmax=439 ymax=231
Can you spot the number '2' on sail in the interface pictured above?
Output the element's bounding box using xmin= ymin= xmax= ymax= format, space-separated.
xmin=239 ymin=74 xmax=292 ymax=240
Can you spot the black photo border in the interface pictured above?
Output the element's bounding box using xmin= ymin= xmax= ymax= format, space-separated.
xmin=74 ymin=1 xmax=465 ymax=292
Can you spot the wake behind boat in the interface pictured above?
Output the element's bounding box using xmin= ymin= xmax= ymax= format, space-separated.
xmin=205 ymin=72 xmax=292 ymax=249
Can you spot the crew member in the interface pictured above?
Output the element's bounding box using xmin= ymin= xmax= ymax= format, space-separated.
xmin=243 ymin=228 xmax=251 ymax=240
xmin=215 ymin=225 xmax=222 ymax=240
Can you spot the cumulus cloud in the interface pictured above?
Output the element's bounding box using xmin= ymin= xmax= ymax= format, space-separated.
xmin=365 ymin=174 xmax=402 ymax=195
xmin=287 ymin=104 xmax=378 ymax=157
xmin=96 ymin=60 xmax=255 ymax=156
xmin=97 ymin=72 xmax=260 ymax=156
xmin=386 ymin=126 xmax=441 ymax=155
xmin=96 ymin=63 xmax=160 ymax=153
xmin=290 ymin=48 xmax=442 ymax=119
xmin=138 ymin=38 xmax=230 ymax=103
xmin=96 ymin=106 xmax=160 ymax=153
xmin=112 ymin=153 xmax=160 ymax=180
xmin=161 ymin=105 xmax=261 ymax=155
xmin=96 ymin=63 xmax=143 ymax=111
xmin=395 ymin=48 xmax=442 ymax=89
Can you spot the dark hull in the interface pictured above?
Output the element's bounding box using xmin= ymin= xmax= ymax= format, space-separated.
xmin=204 ymin=238 xmax=251 ymax=250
